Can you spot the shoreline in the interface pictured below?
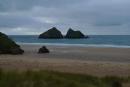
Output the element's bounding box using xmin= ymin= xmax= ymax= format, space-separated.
xmin=18 ymin=42 xmax=130 ymax=48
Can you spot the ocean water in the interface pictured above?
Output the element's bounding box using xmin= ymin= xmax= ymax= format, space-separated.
xmin=9 ymin=35 xmax=130 ymax=48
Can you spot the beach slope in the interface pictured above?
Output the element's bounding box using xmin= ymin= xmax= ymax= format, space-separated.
xmin=0 ymin=45 xmax=130 ymax=77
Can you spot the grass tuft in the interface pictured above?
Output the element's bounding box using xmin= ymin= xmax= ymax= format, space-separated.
xmin=0 ymin=69 xmax=129 ymax=87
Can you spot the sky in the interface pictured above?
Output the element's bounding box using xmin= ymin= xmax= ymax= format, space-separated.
xmin=0 ymin=0 xmax=130 ymax=35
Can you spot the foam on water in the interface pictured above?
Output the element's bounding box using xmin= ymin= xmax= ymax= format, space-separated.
xmin=18 ymin=42 xmax=130 ymax=48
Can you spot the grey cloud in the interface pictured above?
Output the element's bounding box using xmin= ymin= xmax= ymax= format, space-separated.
xmin=0 ymin=0 xmax=86 ymax=11
xmin=94 ymin=23 xmax=122 ymax=27
xmin=0 ymin=14 xmax=44 ymax=28
xmin=0 ymin=0 xmax=130 ymax=35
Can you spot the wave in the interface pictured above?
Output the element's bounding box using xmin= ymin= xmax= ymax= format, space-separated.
xmin=17 ymin=42 xmax=130 ymax=48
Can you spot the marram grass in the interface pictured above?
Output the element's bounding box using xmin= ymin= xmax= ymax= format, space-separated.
xmin=0 ymin=69 xmax=129 ymax=87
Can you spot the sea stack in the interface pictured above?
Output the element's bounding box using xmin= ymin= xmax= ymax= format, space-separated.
xmin=39 ymin=27 xmax=63 ymax=39
xmin=0 ymin=32 xmax=24 ymax=54
xmin=65 ymin=28 xmax=85 ymax=38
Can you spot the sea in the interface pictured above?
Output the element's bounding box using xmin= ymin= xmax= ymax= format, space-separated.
xmin=9 ymin=35 xmax=130 ymax=48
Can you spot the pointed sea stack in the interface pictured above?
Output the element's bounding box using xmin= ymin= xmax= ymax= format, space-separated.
xmin=65 ymin=28 xmax=85 ymax=38
xmin=0 ymin=32 xmax=24 ymax=54
xmin=39 ymin=27 xmax=63 ymax=39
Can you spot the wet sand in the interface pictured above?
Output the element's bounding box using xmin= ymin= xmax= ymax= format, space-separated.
xmin=0 ymin=44 xmax=130 ymax=77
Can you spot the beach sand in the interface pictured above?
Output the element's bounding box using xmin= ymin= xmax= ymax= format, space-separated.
xmin=0 ymin=44 xmax=130 ymax=77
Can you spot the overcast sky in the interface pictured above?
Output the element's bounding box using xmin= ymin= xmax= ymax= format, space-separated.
xmin=0 ymin=0 xmax=130 ymax=35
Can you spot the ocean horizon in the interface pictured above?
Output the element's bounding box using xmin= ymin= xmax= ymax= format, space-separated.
xmin=9 ymin=35 xmax=130 ymax=48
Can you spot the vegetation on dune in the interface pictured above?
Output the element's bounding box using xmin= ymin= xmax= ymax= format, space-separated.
xmin=0 ymin=69 xmax=129 ymax=87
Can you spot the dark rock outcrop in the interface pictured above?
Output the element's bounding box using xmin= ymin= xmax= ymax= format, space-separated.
xmin=39 ymin=27 xmax=63 ymax=39
xmin=65 ymin=28 xmax=85 ymax=38
xmin=10 ymin=48 xmax=24 ymax=55
xmin=38 ymin=46 xmax=49 ymax=53
xmin=0 ymin=32 xmax=24 ymax=54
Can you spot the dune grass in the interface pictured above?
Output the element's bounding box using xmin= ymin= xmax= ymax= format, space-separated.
xmin=0 ymin=69 xmax=129 ymax=87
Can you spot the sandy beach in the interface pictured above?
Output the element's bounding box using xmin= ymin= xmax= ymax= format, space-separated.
xmin=0 ymin=44 xmax=130 ymax=77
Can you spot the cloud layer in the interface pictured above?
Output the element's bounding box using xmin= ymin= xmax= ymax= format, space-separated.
xmin=0 ymin=0 xmax=130 ymax=35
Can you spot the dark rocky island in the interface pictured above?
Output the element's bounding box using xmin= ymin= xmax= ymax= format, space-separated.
xmin=39 ymin=27 xmax=63 ymax=39
xmin=39 ymin=27 xmax=88 ymax=39
xmin=65 ymin=28 xmax=85 ymax=38
xmin=0 ymin=32 xmax=24 ymax=54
